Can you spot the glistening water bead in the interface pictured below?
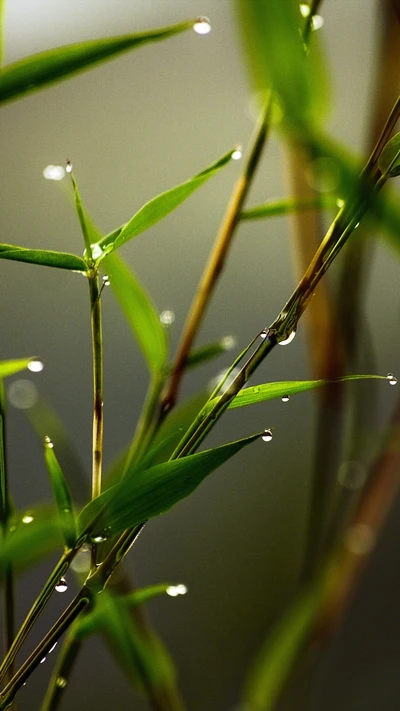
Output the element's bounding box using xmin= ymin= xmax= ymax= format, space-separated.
xmin=282 ymin=395 xmax=290 ymax=403
xmin=262 ymin=429 xmax=273 ymax=442
xmin=56 ymin=678 xmax=68 ymax=689
xmin=55 ymin=577 xmax=68 ymax=593
xmin=279 ymin=331 xmax=296 ymax=346
xmin=166 ymin=584 xmax=188 ymax=597
xmin=193 ymin=16 xmax=211 ymax=34
xmin=28 ymin=358 xmax=44 ymax=372
xmin=44 ymin=435 xmax=54 ymax=449
xmin=387 ymin=373 xmax=398 ymax=385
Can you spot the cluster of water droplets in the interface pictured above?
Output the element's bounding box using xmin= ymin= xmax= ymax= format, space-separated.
xmin=166 ymin=584 xmax=187 ymax=597
xmin=387 ymin=373 xmax=397 ymax=386
xmin=299 ymin=4 xmax=324 ymax=30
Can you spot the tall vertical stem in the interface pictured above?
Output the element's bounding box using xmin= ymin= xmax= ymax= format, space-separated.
xmin=88 ymin=271 xmax=104 ymax=569
xmin=0 ymin=381 xmax=15 ymax=686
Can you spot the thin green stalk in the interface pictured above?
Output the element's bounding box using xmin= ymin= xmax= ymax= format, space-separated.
xmin=122 ymin=373 xmax=165 ymax=475
xmin=159 ymin=93 xmax=272 ymax=419
xmin=40 ymin=631 xmax=82 ymax=711
xmin=0 ymin=381 xmax=15 ymax=686
xmin=88 ymin=270 xmax=104 ymax=570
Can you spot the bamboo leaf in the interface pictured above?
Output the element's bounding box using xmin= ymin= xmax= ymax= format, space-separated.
xmin=69 ymin=168 xmax=102 ymax=255
xmin=78 ymin=432 xmax=261 ymax=537
xmin=236 ymin=0 xmax=326 ymax=130
xmin=0 ymin=243 xmax=86 ymax=271
xmin=0 ymin=20 xmax=196 ymax=105
xmin=0 ymin=358 xmax=34 ymax=378
xmin=103 ymin=252 xmax=167 ymax=375
xmin=148 ymin=390 xmax=209 ymax=466
xmin=378 ymin=132 xmax=400 ymax=177
xmin=243 ymin=586 xmax=320 ymax=711
xmin=43 ymin=438 xmax=77 ymax=549
xmin=184 ymin=337 xmax=236 ymax=370
xmin=0 ymin=508 xmax=62 ymax=577
xmin=95 ymin=149 xmax=237 ymax=257
xmin=241 ymin=196 xmax=338 ymax=221
xmin=219 ymin=375 xmax=387 ymax=411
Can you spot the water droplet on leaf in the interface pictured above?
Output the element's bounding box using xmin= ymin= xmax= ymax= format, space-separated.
xmin=166 ymin=584 xmax=188 ymax=597
xmin=387 ymin=373 xmax=397 ymax=385
xmin=279 ymin=331 xmax=296 ymax=346
xmin=91 ymin=534 xmax=107 ymax=544
xmin=311 ymin=14 xmax=324 ymax=30
xmin=231 ymin=146 xmax=243 ymax=160
xmin=282 ymin=395 xmax=290 ymax=403
xmin=262 ymin=429 xmax=273 ymax=442
xmin=22 ymin=514 xmax=34 ymax=524
xmin=102 ymin=275 xmax=110 ymax=286
xmin=65 ymin=160 xmax=73 ymax=173
xmin=56 ymin=677 xmax=67 ymax=689
xmin=44 ymin=435 xmax=54 ymax=449
xmin=193 ymin=16 xmax=211 ymax=34
xmin=90 ymin=244 xmax=103 ymax=260
xmin=55 ymin=577 xmax=68 ymax=593
xmin=160 ymin=309 xmax=175 ymax=325
xmin=28 ymin=358 xmax=44 ymax=373
xmin=300 ymin=4 xmax=311 ymax=17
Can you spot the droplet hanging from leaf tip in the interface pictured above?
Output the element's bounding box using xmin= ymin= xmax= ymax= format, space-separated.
xmin=282 ymin=395 xmax=290 ymax=403
xmin=166 ymin=584 xmax=188 ymax=597
xmin=28 ymin=358 xmax=44 ymax=373
xmin=55 ymin=577 xmax=68 ymax=593
xmin=66 ymin=159 xmax=73 ymax=173
xmin=279 ymin=330 xmax=296 ymax=346
xmin=22 ymin=513 xmax=34 ymax=524
xmin=261 ymin=429 xmax=273 ymax=442
xmin=193 ymin=16 xmax=211 ymax=35
xmin=387 ymin=373 xmax=397 ymax=385
xmin=232 ymin=145 xmax=243 ymax=160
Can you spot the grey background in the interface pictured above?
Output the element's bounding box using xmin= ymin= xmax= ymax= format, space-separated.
xmin=1 ymin=1 xmax=400 ymax=710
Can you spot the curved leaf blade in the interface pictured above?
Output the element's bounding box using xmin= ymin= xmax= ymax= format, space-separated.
xmin=43 ymin=440 xmax=76 ymax=549
xmin=0 ymin=358 xmax=34 ymax=379
xmin=78 ymin=432 xmax=261 ymax=537
xmin=0 ymin=508 xmax=62 ymax=578
xmin=224 ymin=375 xmax=387 ymax=411
xmin=0 ymin=21 xmax=195 ymax=105
xmin=103 ymin=252 xmax=167 ymax=375
xmin=96 ymin=149 xmax=236 ymax=256
xmin=241 ymin=196 xmax=338 ymax=221
xmin=0 ymin=244 xmax=86 ymax=271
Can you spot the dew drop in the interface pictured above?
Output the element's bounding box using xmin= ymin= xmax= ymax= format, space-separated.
xmin=43 ymin=165 xmax=65 ymax=181
xmin=91 ymin=534 xmax=107 ymax=544
xmin=22 ymin=514 xmax=34 ymax=524
xmin=261 ymin=429 xmax=273 ymax=442
xmin=102 ymin=275 xmax=110 ymax=286
xmin=279 ymin=331 xmax=296 ymax=346
xmin=56 ymin=677 xmax=68 ymax=689
xmin=193 ymin=16 xmax=211 ymax=34
xmin=166 ymin=584 xmax=188 ymax=597
xmin=71 ymin=545 xmax=91 ymax=573
xmin=44 ymin=435 xmax=54 ymax=449
xmin=8 ymin=379 xmax=38 ymax=409
xmin=231 ymin=146 xmax=243 ymax=161
xmin=387 ymin=373 xmax=397 ymax=385
xmin=49 ymin=642 xmax=58 ymax=654
xmin=160 ymin=309 xmax=175 ymax=325
xmin=55 ymin=577 xmax=68 ymax=593
xmin=311 ymin=14 xmax=324 ymax=30
xmin=40 ymin=657 xmax=47 ymax=664
xmin=260 ymin=330 xmax=268 ymax=340
xmin=90 ymin=244 xmax=103 ymax=260
xmin=28 ymin=358 xmax=44 ymax=373
xmin=282 ymin=395 xmax=290 ymax=403
xmin=354 ymin=222 xmax=360 ymax=229
xmin=299 ymin=3 xmax=311 ymax=17
xmin=220 ymin=335 xmax=236 ymax=351
xmin=65 ymin=160 xmax=73 ymax=173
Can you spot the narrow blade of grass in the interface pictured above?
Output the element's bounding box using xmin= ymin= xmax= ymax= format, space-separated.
xmin=43 ymin=439 xmax=76 ymax=550
xmin=241 ymin=196 xmax=338 ymax=221
xmin=0 ymin=20 xmax=195 ymax=105
xmin=0 ymin=244 xmax=86 ymax=271
xmin=78 ymin=432 xmax=261 ymax=537
xmin=95 ymin=149 xmax=237 ymax=257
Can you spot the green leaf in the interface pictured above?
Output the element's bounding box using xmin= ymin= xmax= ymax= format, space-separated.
xmin=78 ymin=432 xmax=261 ymax=537
xmin=0 ymin=357 xmax=33 ymax=378
xmin=222 ymin=375 xmax=387 ymax=411
xmin=43 ymin=439 xmax=77 ymax=549
xmin=241 ymin=196 xmax=338 ymax=221
xmin=236 ymin=0 xmax=326 ymax=130
xmin=184 ymin=337 xmax=237 ymax=370
xmin=378 ymin=132 xmax=400 ymax=178
xmin=103 ymin=252 xmax=167 ymax=375
xmin=243 ymin=585 xmax=320 ymax=711
xmin=95 ymin=148 xmax=237 ymax=256
xmin=69 ymin=168 xmax=102 ymax=255
xmin=0 ymin=20 xmax=195 ymax=106
xmin=122 ymin=583 xmax=181 ymax=608
xmin=74 ymin=590 xmax=178 ymax=698
xmin=0 ymin=243 xmax=86 ymax=271
xmin=0 ymin=508 xmax=62 ymax=578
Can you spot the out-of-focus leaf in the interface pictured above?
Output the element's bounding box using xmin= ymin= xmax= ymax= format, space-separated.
xmin=103 ymin=252 xmax=167 ymax=375
xmin=371 ymin=187 xmax=400 ymax=255
xmin=243 ymin=585 xmax=320 ymax=711
xmin=78 ymin=432 xmax=261 ymax=537
xmin=43 ymin=439 xmax=76 ymax=549
xmin=148 ymin=390 xmax=209 ymax=466
xmin=184 ymin=337 xmax=237 ymax=370
xmin=378 ymin=132 xmax=400 ymax=177
xmin=0 ymin=380 xmax=7 ymax=525
xmin=215 ymin=375 xmax=387 ymax=412
xmin=0 ymin=358 xmax=33 ymax=378
xmin=74 ymin=590 xmax=179 ymax=698
xmin=122 ymin=583 xmax=180 ymax=607
xmin=0 ymin=243 xmax=86 ymax=271
xmin=241 ymin=196 xmax=338 ymax=221
xmin=95 ymin=149 xmax=237 ymax=256
xmin=0 ymin=20 xmax=195 ymax=105
xmin=236 ymin=0 xmax=326 ymax=130
xmin=0 ymin=508 xmax=62 ymax=577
